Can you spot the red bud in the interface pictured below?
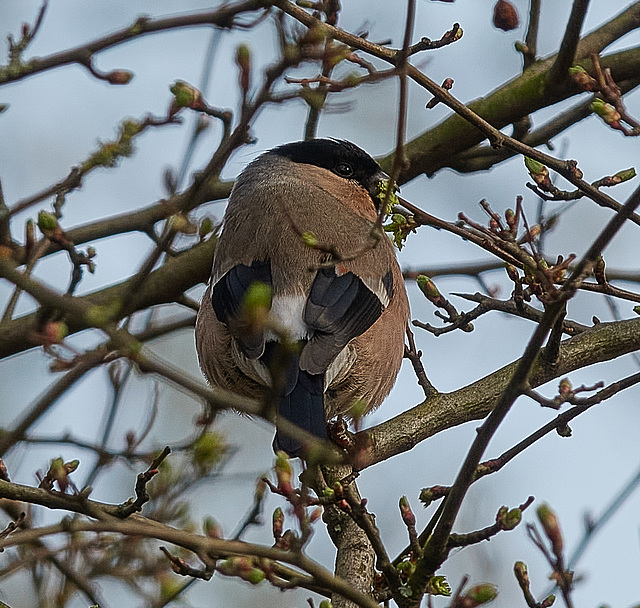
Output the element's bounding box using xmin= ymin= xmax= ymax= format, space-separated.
xmin=493 ymin=0 xmax=519 ymax=31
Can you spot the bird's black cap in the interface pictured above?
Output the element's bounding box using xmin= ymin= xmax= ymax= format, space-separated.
xmin=271 ymin=139 xmax=385 ymax=197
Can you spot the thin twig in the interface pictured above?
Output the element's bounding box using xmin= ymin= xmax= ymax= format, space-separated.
xmin=0 ymin=348 xmax=106 ymax=456
xmin=523 ymin=0 xmax=541 ymax=69
xmin=408 ymin=183 xmax=640 ymax=600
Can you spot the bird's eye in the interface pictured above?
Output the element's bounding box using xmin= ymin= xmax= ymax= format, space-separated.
xmin=334 ymin=162 xmax=354 ymax=178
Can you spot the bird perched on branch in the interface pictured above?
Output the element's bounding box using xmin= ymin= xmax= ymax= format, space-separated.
xmin=196 ymin=139 xmax=409 ymax=456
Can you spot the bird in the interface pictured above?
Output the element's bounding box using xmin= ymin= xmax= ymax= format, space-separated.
xmin=195 ymin=138 xmax=410 ymax=456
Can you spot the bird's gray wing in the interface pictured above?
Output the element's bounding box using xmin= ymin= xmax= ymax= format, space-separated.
xmin=300 ymin=266 xmax=393 ymax=375
xmin=211 ymin=260 xmax=272 ymax=358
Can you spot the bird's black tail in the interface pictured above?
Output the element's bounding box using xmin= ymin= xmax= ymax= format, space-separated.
xmin=273 ymin=369 xmax=326 ymax=457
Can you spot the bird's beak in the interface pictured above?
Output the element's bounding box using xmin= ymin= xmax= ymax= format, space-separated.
xmin=369 ymin=170 xmax=401 ymax=196
xmin=369 ymin=171 xmax=400 ymax=213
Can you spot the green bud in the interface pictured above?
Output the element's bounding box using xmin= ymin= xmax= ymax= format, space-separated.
xmin=192 ymin=432 xmax=227 ymax=472
xmin=591 ymin=98 xmax=621 ymax=125
xmin=513 ymin=561 xmax=529 ymax=585
xmin=236 ymin=44 xmax=252 ymax=94
xmin=343 ymin=72 xmax=361 ymax=87
xmin=568 ymin=66 xmax=587 ymax=76
xmin=84 ymin=300 xmax=122 ymax=327
xmin=64 ymin=459 xmax=80 ymax=473
xmin=37 ymin=210 xmax=58 ymax=232
xmin=612 ymin=168 xmax=636 ymax=183
xmin=590 ymin=98 xmax=606 ymax=115
xmin=170 ymin=80 xmax=202 ymax=108
xmin=383 ymin=213 xmax=413 ymax=250
xmin=501 ymin=507 xmax=522 ymax=530
xmin=168 ymin=214 xmax=197 ymax=234
xmin=242 ymin=281 xmax=272 ymax=324
xmin=558 ymin=377 xmax=573 ymax=396
xmin=245 ymin=568 xmax=265 ymax=584
xmin=524 ymin=156 xmax=545 ymax=175
xmin=301 ymin=231 xmax=318 ymax=248
xmin=199 ymin=217 xmax=214 ymax=238
xmin=299 ymin=87 xmax=326 ymax=111
xmin=375 ymin=180 xmax=399 ymax=216
xmin=203 ymin=516 xmax=222 ymax=538
xmin=537 ymin=503 xmax=564 ymax=556
xmin=49 ymin=457 xmax=65 ymax=475
xmin=44 ymin=320 xmax=68 ymax=343
xmin=568 ymin=66 xmax=598 ymax=91
xmin=235 ymin=43 xmax=251 ymax=67
xmin=275 ymin=452 xmax=292 ymax=474
xmin=464 ymin=583 xmax=498 ymax=605
xmin=416 ymin=275 xmax=439 ymax=298
xmin=397 ymin=560 xmax=416 ymax=576
xmin=385 ymin=213 xmax=408 ymax=229
xmin=275 ymin=452 xmax=293 ymax=492
xmin=417 ymin=275 xmax=448 ymax=308
xmin=218 ymin=558 xmax=235 ymax=576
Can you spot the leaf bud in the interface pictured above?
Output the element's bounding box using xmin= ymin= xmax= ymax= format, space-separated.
xmin=537 ymin=503 xmax=564 ymax=557
xmin=493 ymin=0 xmax=519 ymax=31
xmin=461 ymin=583 xmax=499 ymax=606
xmin=399 ymin=495 xmax=416 ymax=527
xmin=568 ymin=66 xmax=597 ymax=92
xmin=37 ymin=210 xmax=58 ymax=232
xmin=106 ymin=69 xmax=134 ymax=85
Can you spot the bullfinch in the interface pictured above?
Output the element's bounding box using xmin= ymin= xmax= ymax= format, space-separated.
xmin=196 ymin=139 xmax=410 ymax=456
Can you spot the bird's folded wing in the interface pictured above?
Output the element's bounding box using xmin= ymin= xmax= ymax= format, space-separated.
xmin=300 ymin=267 xmax=392 ymax=375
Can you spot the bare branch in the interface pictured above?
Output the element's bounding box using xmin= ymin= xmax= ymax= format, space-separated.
xmin=548 ymin=0 xmax=592 ymax=86
xmin=523 ymin=0 xmax=541 ymax=68
xmin=0 ymin=1 xmax=269 ymax=85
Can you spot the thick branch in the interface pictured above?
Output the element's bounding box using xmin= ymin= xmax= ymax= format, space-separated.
xmin=278 ymin=1 xmax=640 ymax=220
xmin=358 ymin=314 xmax=640 ymax=470
xmin=0 ymin=512 xmax=379 ymax=608
xmin=278 ymin=1 xmax=640 ymax=180
xmin=393 ymin=46 xmax=640 ymax=180
xmin=11 ymin=180 xmax=232 ymax=265
xmin=0 ymin=238 xmax=216 ymax=359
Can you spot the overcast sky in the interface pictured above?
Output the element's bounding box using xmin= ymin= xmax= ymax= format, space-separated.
xmin=1 ymin=1 xmax=640 ymax=607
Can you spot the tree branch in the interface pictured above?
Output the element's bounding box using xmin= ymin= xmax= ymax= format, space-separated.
xmin=360 ymin=313 xmax=640 ymax=471
xmin=0 ymin=238 xmax=215 ymax=359
xmin=0 ymin=513 xmax=380 ymax=608
xmin=0 ymin=1 xmax=268 ymax=85
xmin=547 ymin=0 xmax=592 ymax=86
